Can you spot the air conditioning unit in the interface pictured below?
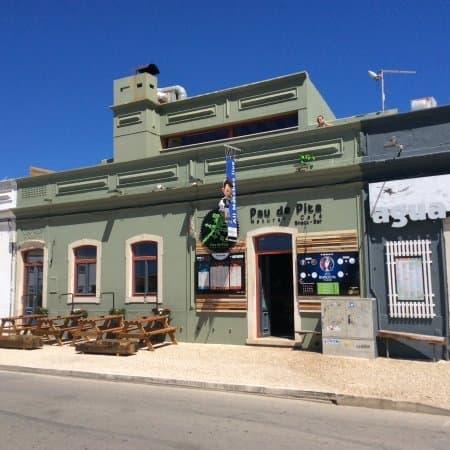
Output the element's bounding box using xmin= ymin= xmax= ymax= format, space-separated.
xmin=411 ymin=97 xmax=437 ymax=111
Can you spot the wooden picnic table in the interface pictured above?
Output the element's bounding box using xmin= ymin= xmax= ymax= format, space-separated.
xmin=71 ymin=315 xmax=125 ymax=345
xmin=113 ymin=315 xmax=177 ymax=351
xmin=31 ymin=314 xmax=85 ymax=345
xmin=0 ymin=314 xmax=45 ymax=336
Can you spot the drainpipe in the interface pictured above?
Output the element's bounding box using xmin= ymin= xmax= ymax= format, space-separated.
xmin=101 ymin=291 xmax=115 ymax=312
xmin=8 ymin=219 xmax=16 ymax=317
xmin=59 ymin=293 xmax=74 ymax=313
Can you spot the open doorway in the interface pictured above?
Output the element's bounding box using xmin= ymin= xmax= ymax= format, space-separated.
xmin=257 ymin=235 xmax=294 ymax=339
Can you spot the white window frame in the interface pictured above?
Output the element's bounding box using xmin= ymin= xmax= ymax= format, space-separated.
xmin=125 ymin=234 xmax=163 ymax=304
xmin=68 ymin=239 xmax=102 ymax=304
xmin=385 ymin=239 xmax=435 ymax=319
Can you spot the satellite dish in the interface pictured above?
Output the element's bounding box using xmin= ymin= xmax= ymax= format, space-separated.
xmin=368 ymin=70 xmax=380 ymax=80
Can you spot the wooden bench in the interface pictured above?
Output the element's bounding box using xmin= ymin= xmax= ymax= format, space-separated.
xmin=0 ymin=315 xmax=45 ymax=336
xmin=378 ymin=329 xmax=448 ymax=361
xmin=295 ymin=329 xmax=322 ymax=346
xmin=31 ymin=314 xmax=85 ymax=345
xmin=295 ymin=330 xmax=322 ymax=337
xmin=113 ymin=315 xmax=177 ymax=351
xmin=71 ymin=315 xmax=125 ymax=345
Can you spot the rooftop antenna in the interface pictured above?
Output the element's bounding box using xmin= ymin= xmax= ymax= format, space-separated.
xmin=368 ymin=69 xmax=416 ymax=111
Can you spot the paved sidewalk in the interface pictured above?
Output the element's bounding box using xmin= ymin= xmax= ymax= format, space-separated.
xmin=1 ymin=342 xmax=450 ymax=416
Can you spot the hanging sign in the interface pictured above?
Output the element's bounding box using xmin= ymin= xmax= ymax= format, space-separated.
xmin=218 ymin=155 xmax=238 ymax=241
xmin=200 ymin=209 xmax=237 ymax=252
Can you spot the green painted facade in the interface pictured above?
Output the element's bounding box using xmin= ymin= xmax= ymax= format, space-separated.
xmin=14 ymin=70 xmax=371 ymax=346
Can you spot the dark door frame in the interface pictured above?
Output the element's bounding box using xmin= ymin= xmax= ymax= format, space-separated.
xmin=255 ymin=234 xmax=294 ymax=338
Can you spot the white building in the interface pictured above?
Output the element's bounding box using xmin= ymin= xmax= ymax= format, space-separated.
xmin=0 ymin=180 xmax=17 ymax=318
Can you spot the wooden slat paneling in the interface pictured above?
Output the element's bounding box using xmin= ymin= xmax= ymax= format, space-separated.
xmin=196 ymin=241 xmax=246 ymax=254
xmin=298 ymin=300 xmax=321 ymax=312
xmin=196 ymin=298 xmax=247 ymax=312
xmin=296 ymin=230 xmax=358 ymax=253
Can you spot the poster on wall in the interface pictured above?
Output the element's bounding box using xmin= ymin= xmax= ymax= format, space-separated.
xmin=395 ymin=257 xmax=425 ymax=301
xmin=196 ymin=253 xmax=245 ymax=295
xmin=297 ymin=252 xmax=360 ymax=296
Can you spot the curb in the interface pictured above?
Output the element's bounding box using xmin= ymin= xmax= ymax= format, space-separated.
xmin=0 ymin=364 xmax=336 ymax=403
xmin=1 ymin=364 xmax=450 ymax=416
xmin=335 ymin=394 xmax=450 ymax=416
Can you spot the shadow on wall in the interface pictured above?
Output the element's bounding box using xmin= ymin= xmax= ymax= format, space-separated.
xmin=194 ymin=313 xmax=215 ymax=342
xmin=377 ymin=337 xmax=443 ymax=361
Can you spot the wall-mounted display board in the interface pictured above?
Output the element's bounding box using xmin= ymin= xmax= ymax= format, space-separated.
xmin=296 ymin=230 xmax=360 ymax=312
xmin=195 ymin=241 xmax=247 ymax=312
xmin=298 ymin=251 xmax=360 ymax=296
xmin=196 ymin=253 xmax=246 ymax=295
xmin=394 ymin=257 xmax=424 ymax=301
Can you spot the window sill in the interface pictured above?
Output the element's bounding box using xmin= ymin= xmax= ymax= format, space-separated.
xmin=69 ymin=296 xmax=101 ymax=304
xmin=125 ymin=296 xmax=159 ymax=304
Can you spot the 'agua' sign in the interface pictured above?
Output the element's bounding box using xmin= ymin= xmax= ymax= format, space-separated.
xmin=369 ymin=175 xmax=450 ymax=228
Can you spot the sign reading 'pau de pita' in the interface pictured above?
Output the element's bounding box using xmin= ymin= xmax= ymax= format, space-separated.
xmin=369 ymin=174 xmax=450 ymax=228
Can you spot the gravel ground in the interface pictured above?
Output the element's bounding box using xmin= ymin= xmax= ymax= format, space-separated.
xmin=1 ymin=343 xmax=449 ymax=411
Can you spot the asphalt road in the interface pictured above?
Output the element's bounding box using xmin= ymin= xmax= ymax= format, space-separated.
xmin=0 ymin=371 xmax=449 ymax=450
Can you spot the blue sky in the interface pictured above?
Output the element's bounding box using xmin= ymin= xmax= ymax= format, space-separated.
xmin=1 ymin=0 xmax=449 ymax=179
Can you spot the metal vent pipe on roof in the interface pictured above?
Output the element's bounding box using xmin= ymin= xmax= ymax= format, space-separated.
xmin=157 ymin=85 xmax=188 ymax=102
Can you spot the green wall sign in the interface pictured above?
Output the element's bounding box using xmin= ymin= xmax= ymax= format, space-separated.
xmin=200 ymin=209 xmax=237 ymax=252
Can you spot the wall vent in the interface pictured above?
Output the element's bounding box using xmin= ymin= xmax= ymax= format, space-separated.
xmin=22 ymin=186 xmax=46 ymax=199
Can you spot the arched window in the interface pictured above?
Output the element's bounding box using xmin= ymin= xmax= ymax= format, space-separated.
xmin=132 ymin=241 xmax=157 ymax=296
xmin=23 ymin=249 xmax=44 ymax=314
xmin=125 ymin=234 xmax=163 ymax=304
xmin=15 ymin=240 xmax=48 ymax=316
xmin=68 ymin=239 xmax=101 ymax=303
xmin=74 ymin=245 xmax=97 ymax=295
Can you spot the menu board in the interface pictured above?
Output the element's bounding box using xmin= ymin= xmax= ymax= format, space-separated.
xmin=395 ymin=257 xmax=424 ymax=301
xmin=298 ymin=252 xmax=360 ymax=296
xmin=196 ymin=253 xmax=245 ymax=294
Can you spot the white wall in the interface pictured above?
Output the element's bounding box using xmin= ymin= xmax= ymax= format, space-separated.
xmin=444 ymin=218 xmax=450 ymax=332
xmin=0 ymin=180 xmax=17 ymax=318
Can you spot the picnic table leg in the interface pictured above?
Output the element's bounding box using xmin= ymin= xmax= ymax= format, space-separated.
xmin=144 ymin=338 xmax=155 ymax=351
xmin=168 ymin=330 xmax=178 ymax=345
xmin=55 ymin=334 xmax=63 ymax=346
xmin=71 ymin=333 xmax=84 ymax=346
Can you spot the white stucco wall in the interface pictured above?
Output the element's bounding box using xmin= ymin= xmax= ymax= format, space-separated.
xmin=0 ymin=180 xmax=17 ymax=318
xmin=444 ymin=218 xmax=450 ymax=331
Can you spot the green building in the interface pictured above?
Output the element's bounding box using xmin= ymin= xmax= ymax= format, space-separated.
xmin=14 ymin=68 xmax=376 ymax=348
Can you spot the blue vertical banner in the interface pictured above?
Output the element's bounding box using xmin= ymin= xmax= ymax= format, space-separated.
xmin=226 ymin=155 xmax=238 ymax=240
